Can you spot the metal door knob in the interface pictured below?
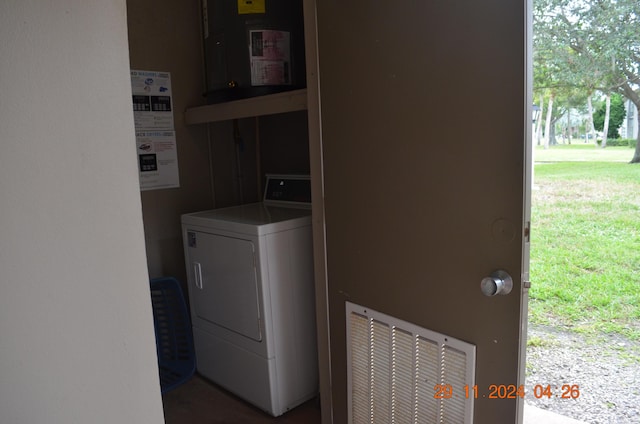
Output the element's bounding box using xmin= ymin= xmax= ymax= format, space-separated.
xmin=480 ymin=270 xmax=513 ymax=296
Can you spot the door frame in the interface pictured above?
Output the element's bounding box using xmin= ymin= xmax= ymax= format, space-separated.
xmin=517 ymin=0 xmax=535 ymax=419
xmin=303 ymin=1 xmax=334 ymax=422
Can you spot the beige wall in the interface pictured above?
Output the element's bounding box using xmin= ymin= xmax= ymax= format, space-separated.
xmin=209 ymin=111 xmax=311 ymax=209
xmin=260 ymin=111 xmax=311 ymax=176
xmin=127 ymin=0 xmax=213 ymax=283
xmin=0 ymin=1 xmax=164 ymax=422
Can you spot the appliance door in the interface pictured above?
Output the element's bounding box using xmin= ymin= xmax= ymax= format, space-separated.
xmin=187 ymin=231 xmax=262 ymax=342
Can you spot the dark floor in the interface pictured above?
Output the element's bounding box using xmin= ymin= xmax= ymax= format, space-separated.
xmin=164 ymin=375 xmax=585 ymax=423
xmin=162 ymin=375 xmax=321 ymax=424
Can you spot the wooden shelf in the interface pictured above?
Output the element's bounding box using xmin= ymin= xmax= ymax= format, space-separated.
xmin=184 ymin=89 xmax=308 ymax=124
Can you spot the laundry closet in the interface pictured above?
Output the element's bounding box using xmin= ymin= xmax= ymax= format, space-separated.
xmin=126 ymin=0 xmax=321 ymax=419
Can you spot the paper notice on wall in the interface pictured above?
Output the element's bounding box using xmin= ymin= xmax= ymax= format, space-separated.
xmin=131 ymin=70 xmax=179 ymax=191
xmin=131 ymin=70 xmax=174 ymax=130
xmin=249 ymin=30 xmax=291 ymax=86
xmin=136 ymin=131 xmax=180 ymax=191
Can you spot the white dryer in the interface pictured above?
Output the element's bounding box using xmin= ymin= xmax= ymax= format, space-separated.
xmin=181 ymin=175 xmax=317 ymax=417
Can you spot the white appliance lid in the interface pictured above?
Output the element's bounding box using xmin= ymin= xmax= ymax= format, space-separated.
xmin=181 ymin=203 xmax=311 ymax=236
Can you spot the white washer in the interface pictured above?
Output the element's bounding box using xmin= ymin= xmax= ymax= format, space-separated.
xmin=181 ymin=175 xmax=317 ymax=417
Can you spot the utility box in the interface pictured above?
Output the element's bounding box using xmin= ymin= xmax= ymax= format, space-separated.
xmin=203 ymin=0 xmax=306 ymax=103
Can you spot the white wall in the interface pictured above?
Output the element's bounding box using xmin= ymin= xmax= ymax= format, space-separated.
xmin=0 ymin=1 xmax=164 ymax=423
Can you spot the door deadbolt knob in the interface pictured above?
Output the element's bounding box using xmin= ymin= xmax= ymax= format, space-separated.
xmin=480 ymin=270 xmax=513 ymax=296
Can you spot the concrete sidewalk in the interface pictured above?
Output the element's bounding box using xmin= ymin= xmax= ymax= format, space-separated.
xmin=524 ymin=404 xmax=589 ymax=424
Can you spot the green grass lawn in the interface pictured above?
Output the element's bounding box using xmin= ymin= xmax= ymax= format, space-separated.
xmin=530 ymin=145 xmax=640 ymax=339
xmin=534 ymin=143 xmax=635 ymax=162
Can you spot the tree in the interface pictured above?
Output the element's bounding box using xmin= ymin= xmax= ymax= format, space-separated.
xmin=593 ymin=93 xmax=626 ymax=141
xmin=534 ymin=0 xmax=640 ymax=163
xmin=534 ymin=1 xmax=595 ymax=147
xmin=586 ymin=95 xmax=598 ymax=145
xmin=534 ymin=87 xmax=586 ymax=146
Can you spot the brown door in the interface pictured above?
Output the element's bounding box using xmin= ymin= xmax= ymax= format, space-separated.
xmin=313 ymin=0 xmax=531 ymax=422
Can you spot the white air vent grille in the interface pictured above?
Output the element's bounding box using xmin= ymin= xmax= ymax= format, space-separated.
xmin=346 ymin=302 xmax=476 ymax=424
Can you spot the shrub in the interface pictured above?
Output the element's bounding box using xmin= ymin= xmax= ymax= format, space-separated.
xmin=597 ymin=138 xmax=637 ymax=147
xmin=607 ymin=138 xmax=630 ymax=147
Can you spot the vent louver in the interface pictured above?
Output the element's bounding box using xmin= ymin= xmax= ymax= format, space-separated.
xmin=347 ymin=302 xmax=476 ymax=424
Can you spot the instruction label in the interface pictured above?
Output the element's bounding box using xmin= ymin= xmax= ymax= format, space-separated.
xmin=250 ymin=30 xmax=291 ymax=86
xmin=131 ymin=70 xmax=179 ymax=191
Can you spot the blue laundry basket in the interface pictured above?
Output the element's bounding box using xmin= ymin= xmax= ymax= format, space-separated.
xmin=150 ymin=277 xmax=196 ymax=394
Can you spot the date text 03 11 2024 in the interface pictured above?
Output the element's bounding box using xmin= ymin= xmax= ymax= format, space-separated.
xmin=434 ymin=384 xmax=580 ymax=400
